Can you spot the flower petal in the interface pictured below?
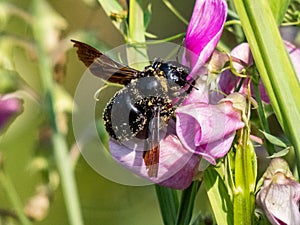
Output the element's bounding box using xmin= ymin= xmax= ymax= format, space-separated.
xmin=182 ymin=78 xmax=210 ymax=105
xmin=218 ymin=69 xmax=239 ymax=96
xmin=176 ymin=101 xmax=244 ymax=164
xmin=285 ymin=41 xmax=300 ymax=78
xmin=0 ymin=95 xmax=23 ymax=131
xmin=195 ymin=132 xmax=235 ymax=164
xmin=218 ymin=43 xmax=253 ymax=95
xmin=256 ymin=158 xmax=300 ymax=225
xmin=183 ymin=0 xmax=227 ymax=78
xmin=230 ymin=43 xmax=253 ymax=71
xmin=109 ymin=121 xmax=199 ymax=189
xmin=219 ymin=41 xmax=300 ymax=103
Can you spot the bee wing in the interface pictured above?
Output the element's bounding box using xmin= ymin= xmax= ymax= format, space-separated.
xmin=143 ymin=145 xmax=160 ymax=178
xmin=71 ymin=40 xmax=140 ymax=85
xmin=143 ymin=108 xmax=162 ymax=178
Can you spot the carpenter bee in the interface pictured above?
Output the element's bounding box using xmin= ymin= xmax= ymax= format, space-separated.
xmin=71 ymin=40 xmax=194 ymax=177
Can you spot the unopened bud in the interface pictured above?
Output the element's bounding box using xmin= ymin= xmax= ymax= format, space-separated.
xmin=256 ymin=158 xmax=300 ymax=225
xmin=24 ymin=186 xmax=50 ymax=221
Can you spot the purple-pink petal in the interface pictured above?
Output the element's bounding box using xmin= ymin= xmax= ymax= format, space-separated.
xmin=182 ymin=79 xmax=210 ymax=105
xmin=219 ymin=43 xmax=252 ymax=96
xmin=183 ymin=0 xmax=227 ymax=78
xmin=230 ymin=42 xmax=253 ymax=70
xmin=176 ymin=101 xmax=244 ymax=164
xmin=0 ymin=95 xmax=23 ymax=131
xmin=257 ymin=180 xmax=300 ymax=225
xmin=286 ymin=41 xmax=300 ymax=77
xmin=219 ymin=41 xmax=300 ymax=103
xmin=256 ymin=158 xmax=300 ymax=225
xmin=219 ymin=69 xmax=240 ymax=96
xmin=109 ymin=121 xmax=199 ymax=189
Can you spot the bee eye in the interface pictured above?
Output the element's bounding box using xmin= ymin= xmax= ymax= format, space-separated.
xmin=169 ymin=71 xmax=179 ymax=81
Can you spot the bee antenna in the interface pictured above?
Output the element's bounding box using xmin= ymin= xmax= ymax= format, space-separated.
xmin=179 ymin=76 xmax=198 ymax=90
xmin=187 ymin=80 xmax=198 ymax=90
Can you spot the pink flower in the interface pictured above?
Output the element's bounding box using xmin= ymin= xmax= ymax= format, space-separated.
xmin=0 ymin=95 xmax=23 ymax=132
xmin=183 ymin=0 xmax=228 ymax=79
xmin=176 ymin=94 xmax=245 ymax=165
xmin=110 ymin=120 xmax=199 ymax=189
xmin=219 ymin=42 xmax=300 ymax=103
xmin=109 ymin=0 xmax=239 ymax=189
xmin=256 ymin=158 xmax=300 ymax=225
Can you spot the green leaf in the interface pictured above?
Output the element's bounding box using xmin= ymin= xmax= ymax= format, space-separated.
xmin=127 ymin=0 xmax=149 ymax=69
xmin=144 ymin=3 xmax=152 ymax=30
xmin=0 ymin=171 xmax=32 ymax=225
xmin=260 ymin=131 xmax=288 ymax=148
xmin=268 ymin=0 xmax=290 ymax=25
xmin=155 ymin=185 xmax=179 ymax=225
xmin=97 ymin=0 xmax=125 ymax=34
xmin=162 ymin=0 xmax=188 ymax=25
xmin=175 ymin=181 xmax=200 ymax=225
xmin=267 ymin=146 xmax=291 ymax=158
xmin=204 ymin=167 xmax=233 ymax=225
xmin=233 ymin=0 xmax=300 ymax=174
xmin=97 ymin=0 xmax=123 ymax=18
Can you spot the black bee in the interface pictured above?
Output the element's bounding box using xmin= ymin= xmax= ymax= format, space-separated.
xmin=72 ymin=40 xmax=194 ymax=177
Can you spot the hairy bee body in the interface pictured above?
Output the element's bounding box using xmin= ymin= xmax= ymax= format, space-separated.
xmin=72 ymin=40 xmax=193 ymax=177
xmin=103 ymin=75 xmax=174 ymax=141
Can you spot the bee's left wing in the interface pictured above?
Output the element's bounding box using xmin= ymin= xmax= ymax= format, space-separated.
xmin=71 ymin=39 xmax=140 ymax=85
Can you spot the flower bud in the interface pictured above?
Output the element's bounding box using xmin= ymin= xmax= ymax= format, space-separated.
xmin=256 ymin=158 xmax=300 ymax=225
xmin=0 ymin=95 xmax=23 ymax=132
xmin=24 ymin=185 xmax=51 ymax=221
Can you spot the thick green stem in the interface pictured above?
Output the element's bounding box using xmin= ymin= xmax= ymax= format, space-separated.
xmin=31 ymin=1 xmax=84 ymax=225
xmin=234 ymin=96 xmax=256 ymax=225
xmin=234 ymin=139 xmax=256 ymax=225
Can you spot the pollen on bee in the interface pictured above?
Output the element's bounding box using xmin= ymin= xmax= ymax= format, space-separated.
xmin=158 ymin=71 xmax=164 ymax=76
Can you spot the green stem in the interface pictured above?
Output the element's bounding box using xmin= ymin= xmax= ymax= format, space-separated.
xmin=234 ymin=137 xmax=256 ymax=225
xmin=252 ymin=80 xmax=275 ymax=155
xmin=132 ymin=32 xmax=186 ymax=46
xmin=227 ymin=0 xmax=245 ymax=42
xmin=175 ymin=181 xmax=200 ymax=225
xmin=0 ymin=171 xmax=32 ymax=225
xmin=155 ymin=185 xmax=179 ymax=225
xmin=162 ymin=0 xmax=188 ymax=25
xmin=225 ymin=20 xmax=241 ymax=27
xmin=234 ymin=97 xmax=256 ymax=225
xmin=31 ymin=1 xmax=84 ymax=225
xmin=281 ymin=21 xmax=300 ymax=26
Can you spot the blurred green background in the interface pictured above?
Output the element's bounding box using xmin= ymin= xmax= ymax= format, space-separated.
xmin=0 ymin=0 xmax=215 ymax=224
xmin=1 ymin=0 xmax=299 ymax=224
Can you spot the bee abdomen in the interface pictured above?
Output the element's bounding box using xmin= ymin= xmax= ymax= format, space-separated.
xmin=102 ymin=78 xmax=174 ymax=142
